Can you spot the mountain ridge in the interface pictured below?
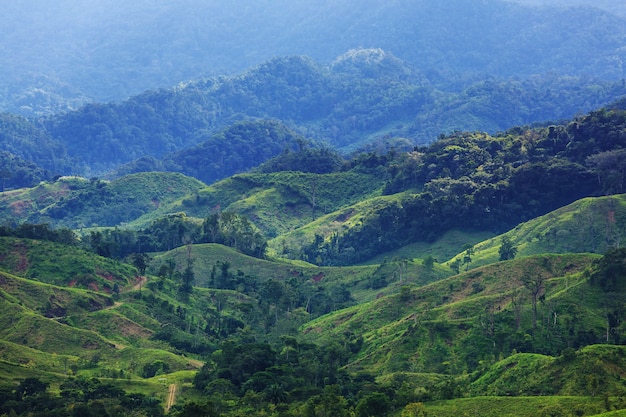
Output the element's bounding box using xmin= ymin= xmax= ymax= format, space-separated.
xmin=3 ymin=0 xmax=625 ymax=116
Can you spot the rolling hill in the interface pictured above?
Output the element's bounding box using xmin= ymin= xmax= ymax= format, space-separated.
xmin=1 ymin=198 xmax=626 ymax=415
xmin=2 ymin=100 xmax=626 ymax=415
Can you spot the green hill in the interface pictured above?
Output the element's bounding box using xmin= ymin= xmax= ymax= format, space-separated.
xmin=0 ymin=172 xmax=206 ymax=229
xmin=159 ymin=168 xmax=388 ymax=238
xmin=446 ymin=194 xmax=626 ymax=269
xmin=2 ymin=104 xmax=626 ymax=414
xmin=0 ymin=208 xmax=625 ymax=415
xmin=301 ymin=254 xmax=603 ymax=374
xmin=0 ymin=236 xmax=135 ymax=290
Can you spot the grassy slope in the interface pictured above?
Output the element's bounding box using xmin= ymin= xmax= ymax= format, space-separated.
xmin=0 ymin=236 xmax=136 ymax=290
xmin=0 ymin=172 xmax=206 ymax=228
xmin=362 ymin=228 xmax=496 ymax=265
xmin=1 ymin=192 xmax=626 ymax=413
xmin=150 ymin=243 xmax=451 ymax=304
xmin=470 ymin=345 xmax=626 ymax=397
xmin=301 ymin=254 xmax=599 ymax=374
xmin=0 ymin=249 xmax=200 ymax=371
xmin=0 ymin=176 xmax=89 ymax=222
xmin=143 ymin=170 xmax=389 ymax=237
xmin=424 ymin=396 xmax=608 ymax=417
xmin=446 ymin=194 xmax=626 ymax=268
xmin=267 ymin=191 xmax=409 ymax=259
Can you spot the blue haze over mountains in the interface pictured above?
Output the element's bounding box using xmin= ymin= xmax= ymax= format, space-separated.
xmin=1 ymin=0 xmax=626 ymax=178
xmin=2 ymin=0 xmax=625 ymax=114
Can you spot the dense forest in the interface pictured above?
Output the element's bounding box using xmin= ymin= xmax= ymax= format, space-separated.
xmin=299 ymin=101 xmax=626 ymax=264
xmin=0 ymin=52 xmax=625 ymax=180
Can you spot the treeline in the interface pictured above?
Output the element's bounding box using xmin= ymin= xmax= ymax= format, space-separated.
xmin=300 ymin=103 xmax=626 ymax=265
xmin=87 ymin=211 xmax=267 ymax=260
xmin=0 ymin=376 xmax=164 ymax=417
xmin=0 ymin=222 xmax=77 ymax=246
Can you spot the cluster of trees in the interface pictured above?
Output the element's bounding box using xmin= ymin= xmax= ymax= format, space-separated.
xmin=300 ymin=104 xmax=626 ymax=265
xmin=0 ymin=377 xmax=163 ymax=417
xmin=189 ymin=335 xmax=455 ymax=417
xmin=86 ymin=210 xmax=268 ymax=260
xmin=0 ymin=150 xmax=52 ymax=191
xmin=0 ymin=222 xmax=77 ymax=245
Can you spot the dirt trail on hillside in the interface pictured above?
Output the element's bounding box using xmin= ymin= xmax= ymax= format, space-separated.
xmin=166 ymin=384 xmax=176 ymax=413
xmin=132 ymin=275 xmax=147 ymax=291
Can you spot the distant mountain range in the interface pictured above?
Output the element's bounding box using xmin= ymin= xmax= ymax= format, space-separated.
xmin=2 ymin=0 xmax=625 ymax=116
xmin=1 ymin=52 xmax=625 ymax=181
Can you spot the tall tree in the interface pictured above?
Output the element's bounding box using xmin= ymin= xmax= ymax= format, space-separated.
xmin=498 ymin=235 xmax=518 ymax=261
xmin=521 ymin=269 xmax=545 ymax=332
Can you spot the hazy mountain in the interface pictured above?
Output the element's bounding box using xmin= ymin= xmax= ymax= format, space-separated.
xmin=2 ymin=0 xmax=625 ymax=116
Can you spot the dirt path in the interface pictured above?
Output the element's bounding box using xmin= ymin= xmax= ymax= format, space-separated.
xmin=166 ymin=384 xmax=177 ymax=413
xmin=132 ymin=275 xmax=147 ymax=291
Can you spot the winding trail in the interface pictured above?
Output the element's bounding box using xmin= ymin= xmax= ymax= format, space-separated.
xmin=166 ymin=384 xmax=177 ymax=413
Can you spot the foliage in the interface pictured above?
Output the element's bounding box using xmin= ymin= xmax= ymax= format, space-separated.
xmin=0 ymin=172 xmax=206 ymax=230
xmin=0 ymin=375 xmax=165 ymax=417
xmin=0 ymin=235 xmax=134 ymax=290
xmin=590 ymin=248 xmax=626 ymax=292
xmin=499 ymin=235 xmax=518 ymax=261
xmin=447 ymin=194 xmax=626 ymax=269
xmin=2 ymin=0 xmax=626 ymax=119
xmin=2 ymin=49 xmax=625 ymax=178
xmin=298 ymin=105 xmax=626 ymax=265
xmin=0 ymin=150 xmax=51 ymax=191
xmin=158 ymin=120 xmax=310 ymax=185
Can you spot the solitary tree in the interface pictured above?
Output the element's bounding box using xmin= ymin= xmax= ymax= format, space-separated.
xmin=449 ymin=258 xmax=462 ymax=274
xmin=423 ymin=255 xmax=435 ymax=272
xmin=498 ymin=235 xmax=518 ymax=261
xmin=132 ymin=253 xmax=150 ymax=275
xmin=462 ymin=244 xmax=475 ymax=271
xmin=521 ymin=269 xmax=544 ymax=332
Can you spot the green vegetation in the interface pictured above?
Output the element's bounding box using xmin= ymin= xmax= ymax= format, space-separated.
xmin=1 ymin=102 xmax=626 ymax=415
xmin=447 ymin=194 xmax=626 ymax=269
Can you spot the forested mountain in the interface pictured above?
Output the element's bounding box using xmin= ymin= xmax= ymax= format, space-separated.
xmin=0 ymin=52 xmax=623 ymax=179
xmin=2 ymin=102 xmax=626 ymax=267
xmin=2 ymin=0 xmax=625 ymax=116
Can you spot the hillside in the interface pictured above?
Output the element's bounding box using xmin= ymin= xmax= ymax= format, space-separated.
xmin=2 ymin=53 xmax=626 ymax=179
xmin=301 ymin=254 xmax=601 ymax=373
xmin=0 ymin=172 xmax=206 ymax=229
xmin=447 ymin=194 xmax=626 ymax=269
xmin=2 ymin=103 xmax=626 ymax=269
xmin=38 ymin=55 xmax=626 ymax=175
xmin=1 ymin=198 xmax=626 ymax=415
xmin=2 ymin=98 xmax=626 ymax=415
